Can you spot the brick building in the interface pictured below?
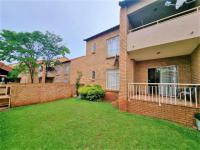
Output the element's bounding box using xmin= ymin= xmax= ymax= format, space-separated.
xmin=0 ymin=62 xmax=12 ymax=83
xmin=7 ymin=0 xmax=200 ymax=126
xmin=69 ymin=0 xmax=200 ymax=126
xmin=13 ymin=57 xmax=70 ymax=84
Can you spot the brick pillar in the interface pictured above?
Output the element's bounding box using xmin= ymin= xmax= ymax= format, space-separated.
xmin=119 ymin=6 xmax=128 ymax=100
xmin=191 ymin=45 xmax=200 ymax=103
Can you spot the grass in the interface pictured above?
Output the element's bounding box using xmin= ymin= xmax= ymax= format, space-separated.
xmin=0 ymin=98 xmax=200 ymax=150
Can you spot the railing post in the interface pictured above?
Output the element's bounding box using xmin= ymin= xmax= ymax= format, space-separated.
xmin=175 ymin=86 xmax=177 ymax=105
xmin=151 ymin=86 xmax=153 ymax=102
xmin=184 ymin=87 xmax=187 ymax=106
xmin=161 ymin=86 xmax=163 ymax=103
xmin=139 ymin=85 xmax=141 ymax=100
xmin=128 ymin=83 xmax=130 ymax=101
xmin=195 ymin=87 xmax=197 ymax=108
xmin=133 ymin=84 xmax=134 ymax=99
xmin=189 ymin=88 xmax=192 ymax=107
xmin=166 ymin=86 xmax=168 ymax=104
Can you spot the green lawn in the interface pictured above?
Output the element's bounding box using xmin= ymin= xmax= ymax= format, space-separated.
xmin=1 ymin=98 xmax=200 ymax=150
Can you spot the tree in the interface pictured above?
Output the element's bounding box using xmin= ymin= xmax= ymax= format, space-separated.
xmin=0 ymin=30 xmax=69 ymax=83
xmin=37 ymin=31 xmax=70 ymax=81
xmin=7 ymin=64 xmax=26 ymax=82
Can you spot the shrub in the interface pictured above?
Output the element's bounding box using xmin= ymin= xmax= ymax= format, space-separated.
xmin=78 ymin=84 xmax=105 ymax=101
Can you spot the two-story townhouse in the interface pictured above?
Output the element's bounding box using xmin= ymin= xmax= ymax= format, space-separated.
xmin=119 ymin=0 xmax=200 ymax=100
xmin=69 ymin=26 xmax=120 ymax=101
xmin=69 ymin=0 xmax=200 ymax=126
xmin=117 ymin=0 xmax=200 ymax=126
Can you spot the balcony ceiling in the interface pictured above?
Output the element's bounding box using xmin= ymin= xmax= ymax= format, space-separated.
xmin=128 ymin=0 xmax=200 ymax=30
xmin=128 ymin=37 xmax=200 ymax=61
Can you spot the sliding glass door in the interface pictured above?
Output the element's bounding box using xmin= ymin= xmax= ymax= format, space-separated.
xmin=148 ymin=65 xmax=178 ymax=96
xmin=160 ymin=66 xmax=178 ymax=96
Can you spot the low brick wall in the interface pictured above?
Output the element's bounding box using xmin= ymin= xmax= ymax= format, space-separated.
xmin=127 ymin=100 xmax=200 ymax=127
xmin=104 ymin=91 xmax=118 ymax=102
xmin=10 ymin=83 xmax=75 ymax=107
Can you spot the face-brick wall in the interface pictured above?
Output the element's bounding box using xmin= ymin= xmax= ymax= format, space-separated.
xmin=10 ymin=83 xmax=74 ymax=107
xmin=127 ymin=100 xmax=200 ymax=127
xmin=134 ymin=55 xmax=192 ymax=83
xmin=69 ymin=30 xmax=119 ymax=90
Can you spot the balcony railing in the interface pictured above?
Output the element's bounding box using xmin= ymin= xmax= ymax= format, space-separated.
xmin=128 ymin=83 xmax=200 ymax=108
xmin=129 ymin=6 xmax=200 ymax=32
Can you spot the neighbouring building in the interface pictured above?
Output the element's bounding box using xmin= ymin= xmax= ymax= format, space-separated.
xmin=12 ymin=57 xmax=70 ymax=84
xmin=0 ymin=62 xmax=12 ymax=83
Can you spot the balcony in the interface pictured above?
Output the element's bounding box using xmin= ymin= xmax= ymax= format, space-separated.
xmin=127 ymin=6 xmax=200 ymax=60
xmin=128 ymin=83 xmax=200 ymax=108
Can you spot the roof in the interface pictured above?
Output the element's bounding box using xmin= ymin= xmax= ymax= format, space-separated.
xmin=10 ymin=57 xmax=70 ymax=67
xmin=84 ymin=25 xmax=120 ymax=41
xmin=69 ymin=56 xmax=85 ymax=61
xmin=56 ymin=57 xmax=70 ymax=63
xmin=0 ymin=62 xmax=12 ymax=72
xmin=119 ymin=0 xmax=140 ymax=7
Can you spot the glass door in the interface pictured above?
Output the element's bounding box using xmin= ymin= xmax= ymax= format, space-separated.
xmin=148 ymin=66 xmax=178 ymax=97
xmin=160 ymin=66 xmax=178 ymax=96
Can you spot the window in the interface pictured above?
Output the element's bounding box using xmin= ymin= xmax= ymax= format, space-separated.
xmin=92 ymin=43 xmax=96 ymax=53
xmin=92 ymin=71 xmax=96 ymax=80
xmin=106 ymin=69 xmax=119 ymax=90
xmin=64 ymin=63 xmax=70 ymax=76
xmin=107 ymin=36 xmax=119 ymax=57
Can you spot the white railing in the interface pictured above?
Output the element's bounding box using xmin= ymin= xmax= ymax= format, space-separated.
xmin=129 ymin=6 xmax=200 ymax=32
xmin=128 ymin=83 xmax=200 ymax=108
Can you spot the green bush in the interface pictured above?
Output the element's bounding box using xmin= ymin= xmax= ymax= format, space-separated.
xmin=78 ymin=84 xmax=105 ymax=101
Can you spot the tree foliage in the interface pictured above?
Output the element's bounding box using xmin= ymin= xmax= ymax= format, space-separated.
xmin=0 ymin=30 xmax=69 ymax=83
xmin=7 ymin=64 xmax=27 ymax=82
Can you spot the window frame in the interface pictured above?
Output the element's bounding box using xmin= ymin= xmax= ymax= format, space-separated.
xmin=106 ymin=69 xmax=119 ymax=91
xmin=106 ymin=36 xmax=119 ymax=58
xmin=92 ymin=43 xmax=96 ymax=53
xmin=91 ymin=71 xmax=96 ymax=80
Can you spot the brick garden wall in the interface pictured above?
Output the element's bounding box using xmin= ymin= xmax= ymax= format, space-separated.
xmin=104 ymin=91 xmax=119 ymax=102
xmin=10 ymin=83 xmax=75 ymax=107
xmin=127 ymin=100 xmax=200 ymax=127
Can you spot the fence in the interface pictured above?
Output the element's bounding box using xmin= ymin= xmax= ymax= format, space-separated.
xmin=5 ymin=83 xmax=75 ymax=107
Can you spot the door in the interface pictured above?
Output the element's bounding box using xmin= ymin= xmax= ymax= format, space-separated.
xmin=148 ymin=66 xmax=178 ymax=96
xmin=160 ymin=66 xmax=178 ymax=96
xmin=148 ymin=68 xmax=160 ymax=94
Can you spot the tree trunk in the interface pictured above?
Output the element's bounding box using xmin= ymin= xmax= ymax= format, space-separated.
xmin=28 ymin=67 xmax=34 ymax=84
xmin=30 ymin=74 xmax=34 ymax=83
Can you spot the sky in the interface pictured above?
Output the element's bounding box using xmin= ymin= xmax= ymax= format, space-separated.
xmin=0 ymin=0 xmax=120 ymax=59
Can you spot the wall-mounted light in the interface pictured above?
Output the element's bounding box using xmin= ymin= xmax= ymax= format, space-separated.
xmin=156 ymin=52 xmax=161 ymax=55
